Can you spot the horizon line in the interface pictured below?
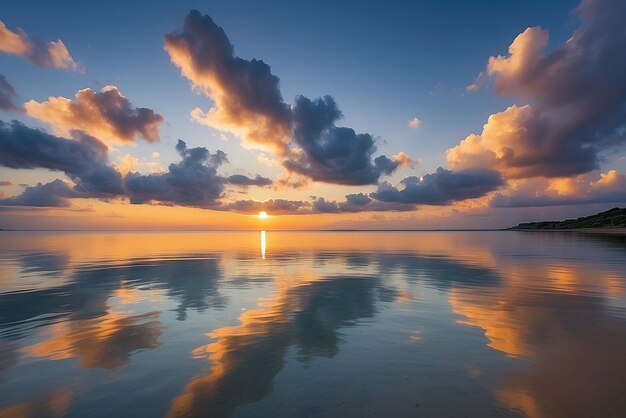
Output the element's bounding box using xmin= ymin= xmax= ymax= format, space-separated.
xmin=0 ymin=228 xmax=508 ymax=233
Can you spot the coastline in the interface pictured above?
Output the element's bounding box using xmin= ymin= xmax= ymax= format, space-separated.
xmin=509 ymin=227 xmax=626 ymax=235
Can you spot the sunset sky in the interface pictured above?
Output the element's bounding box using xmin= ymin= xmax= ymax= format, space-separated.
xmin=1 ymin=0 xmax=625 ymax=230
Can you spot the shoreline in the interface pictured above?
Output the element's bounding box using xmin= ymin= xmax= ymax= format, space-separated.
xmin=509 ymin=227 xmax=626 ymax=235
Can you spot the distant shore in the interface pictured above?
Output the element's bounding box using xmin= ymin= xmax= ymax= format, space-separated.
xmin=509 ymin=227 xmax=626 ymax=235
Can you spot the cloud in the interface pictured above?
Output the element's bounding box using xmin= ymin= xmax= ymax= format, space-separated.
xmin=0 ymin=121 xmax=500 ymax=213
xmin=0 ymin=179 xmax=78 ymax=207
xmin=490 ymin=170 xmax=626 ymax=207
xmin=0 ymin=19 xmax=79 ymax=70
xmin=371 ymin=167 xmax=504 ymax=205
xmin=25 ymin=86 xmax=164 ymax=145
xmin=221 ymin=198 xmax=310 ymax=215
xmin=0 ymin=122 xmax=280 ymax=209
xmin=124 ymin=139 xmax=227 ymax=207
xmin=0 ymin=180 xmax=12 ymax=186
xmin=115 ymin=154 xmax=163 ymax=177
xmin=0 ymin=121 xmax=124 ymax=206
xmin=466 ymin=72 xmax=486 ymax=92
xmin=166 ymin=11 xmax=407 ymax=186
xmin=448 ymin=0 xmax=626 ymax=178
xmin=273 ymin=172 xmax=309 ymax=190
xmin=226 ymin=174 xmax=272 ymax=187
xmin=164 ymin=10 xmax=292 ymax=154
xmin=284 ymin=95 xmax=401 ymax=185
xmin=392 ymin=152 xmax=419 ymax=168
xmin=0 ymin=75 xmax=20 ymax=112
xmin=220 ymin=167 xmax=501 ymax=216
xmin=312 ymin=193 xmax=414 ymax=213
xmin=0 ymin=120 xmax=124 ymax=200
xmin=408 ymin=117 xmax=421 ymax=129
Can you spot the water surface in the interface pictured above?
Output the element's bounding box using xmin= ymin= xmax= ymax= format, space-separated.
xmin=1 ymin=231 xmax=625 ymax=418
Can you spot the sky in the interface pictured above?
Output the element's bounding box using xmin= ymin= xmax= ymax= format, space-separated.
xmin=1 ymin=0 xmax=625 ymax=230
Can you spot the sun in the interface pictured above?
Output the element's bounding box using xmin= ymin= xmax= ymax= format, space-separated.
xmin=258 ymin=211 xmax=268 ymax=220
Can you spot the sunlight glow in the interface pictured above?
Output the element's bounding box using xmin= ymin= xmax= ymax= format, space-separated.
xmin=258 ymin=211 xmax=268 ymax=219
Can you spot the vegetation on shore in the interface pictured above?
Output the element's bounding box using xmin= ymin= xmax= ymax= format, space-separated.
xmin=509 ymin=207 xmax=626 ymax=230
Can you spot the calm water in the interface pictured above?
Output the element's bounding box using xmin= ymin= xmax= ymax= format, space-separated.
xmin=1 ymin=231 xmax=625 ymax=418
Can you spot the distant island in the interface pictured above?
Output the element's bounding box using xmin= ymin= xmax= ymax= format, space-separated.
xmin=509 ymin=207 xmax=626 ymax=230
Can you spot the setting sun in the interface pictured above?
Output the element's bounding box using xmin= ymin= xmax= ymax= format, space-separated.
xmin=258 ymin=211 xmax=268 ymax=219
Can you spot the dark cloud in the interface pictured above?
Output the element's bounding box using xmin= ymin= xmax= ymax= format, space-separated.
xmin=0 ymin=120 xmax=107 ymax=174
xmin=218 ymin=167 xmax=503 ymax=215
xmin=448 ymin=0 xmax=626 ymax=178
xmin=0 ymin=19 xmax=79 ymax=70
xmin=0 ymin=75 xmax=19 ymax=112
xmin=0 ymin=122 xmax=277 ymax=209
xmin=284 ymin=96 xmax=400 ymax=185
xmin=0 ymin=120 xmax=124 ymax=197
xmin=125 ymin=139 xmax=227 ymax=207
xmin=371 ymin=168 xmax=504 ymax=205
xmin=312 ymin=193 xmax=414 ymax=213
xmin=25 ymin=86 xmax=164 ymax=145
xmin=0 ymin=179 xmax=78 ymax=207
xmin=166 ymin=12 xmax=407 ymax=186
xmin=226 ymin=174 xmax=272 ymax=187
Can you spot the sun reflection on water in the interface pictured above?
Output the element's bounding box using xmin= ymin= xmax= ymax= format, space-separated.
xmin=260 ymin=230 xmax=266 ymax=259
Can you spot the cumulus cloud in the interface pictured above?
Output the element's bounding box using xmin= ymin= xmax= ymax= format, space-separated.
xmin=0 ymin=19 xmax=79 ymax=70
xmin=371 ymin=167 xmax=504 ymax=205
xmin=0 ymin=179 xmax=78 ymax=207
xmin=392 ymin=152 xmax=418 ymax=168
xmin=284 ymin=95 xmax=401 ymax=185
xmin=408 ymin=117 xmax=421 ymax=129
xmin=490 ymin=170 xmax=626 ymax=207
xmin=222 ymin=167 xmax=503 ymax=215
xmin=0 ymin=120 xmax=282 ymax=209
xmin=312 ymin=193 xmax=414 ymax=213
xmin=0 ymin=75 xmax=20 ymax=112
xmin=448 ymin=0 xmax=626 ymax=178
xmin=0 ymin=120 xmax=503 ymax=213
xmin=25 ymin=86 xmax=164 ymax=145
xmin=164 ymin=10 xmax=292 ymax=154
xmin=124 ymin=139 xmax=227 ymax=207
xmin=0 ymin=121 xmax=124 ymax=197
xmin=165 ymin=11 xmax=406 ymax=185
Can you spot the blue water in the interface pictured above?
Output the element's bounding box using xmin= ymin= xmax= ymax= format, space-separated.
xmin=1 ymin=231 xmax=625 ymax=417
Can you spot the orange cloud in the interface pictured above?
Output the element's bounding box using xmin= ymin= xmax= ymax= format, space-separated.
xmin=0 ymin=19 xmax=79 ymax=70
xmin=490 ymin=169 xmax=626 ymax=207
xmin=164 ymin=11 xmax=291 ymax=155
xmin=487 ymin=27 xmax=549 ymax=96
xmin=447 ymin=104 xmax=541 ymax=178
xmin=450 ymin=0 xmax=626 ymax=179
xmin=24 ymin=86 xmax=164 ymax=145
xmin=408 ymin=117 xmax=421 ymax=129
xmin=392 ymin=151 xmax=419 ymax=168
